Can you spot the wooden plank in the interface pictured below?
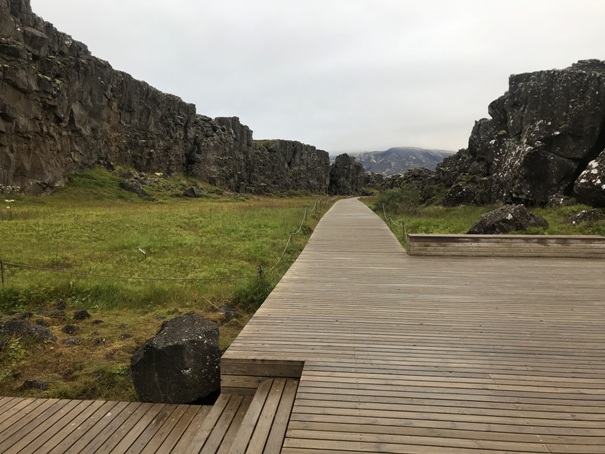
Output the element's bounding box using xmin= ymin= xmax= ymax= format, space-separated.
xmin=6 ymin=399 xmax=93 ymax=454
xmin=37 ymin=400 xmax=108 ymax=454
xmin=63 ymin=401 xmax=136 ymax=453
xmin=264 ymin=379 xmax=299 ymax=453
xmin=0 ymin=399 xmax=67 ymax=450
xmin=151 ymin=405 xmax=211 ymax=454
xmin=48 ymin=401 xmax=127 ymax=454
xmin=245 ymin=378 xmax=286 ymax=453
xmin=173 ymin=394 xmax=232 ymax=454
xmin=103 ymin=403 xmax=165 ymax=453
xmin=227 ymin=379 xmax=274 ymax=454
xmin=200 ymin=394 xmax=245 ymax=453
xmin=217 ymin=396 xmax=253 ymax=454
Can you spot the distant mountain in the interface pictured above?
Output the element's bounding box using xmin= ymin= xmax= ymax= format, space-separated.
xmin=354 ymin=147 xmax=454 ymax=176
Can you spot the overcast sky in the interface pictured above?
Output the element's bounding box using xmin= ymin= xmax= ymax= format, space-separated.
xmin=29 ymin=0 xmax=605 ymax=155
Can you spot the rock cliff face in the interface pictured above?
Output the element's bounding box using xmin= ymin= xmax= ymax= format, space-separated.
xmin=421 ymin=60 xmax=605 ymax=206
xmin=0 ymin=0 xmax=331 ymax=194
xmin=329 ymin=153 xmax=366 ymax=195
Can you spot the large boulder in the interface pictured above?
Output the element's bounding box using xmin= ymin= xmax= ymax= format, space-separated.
xmin=468 ymin=204 xmax=549 ymax=234
xmin=130 ymin=313 xmax=220 ymax=404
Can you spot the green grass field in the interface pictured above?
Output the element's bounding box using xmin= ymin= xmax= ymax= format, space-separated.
xmin=0 ymin=168 xmax=331 ymax=400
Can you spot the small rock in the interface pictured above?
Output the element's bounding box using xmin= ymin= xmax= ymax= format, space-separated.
xmin=120 ymin=333 xmax=132 ymax=340
xmin=93 ymin=337 xmax=106 ymax=346
xmin=92 ymin=319 xmax=104 ymax=325
xmin=183 ymin=186 xmax=203 ymax=198
xmin=35 ymin=319 xmax=50 ymax=327
xmin=18 ymin=312 xmax=33 ymax=320
xmin=62 ymin=324 xmax=80 ymax=335
xmin=56 ymin=301 xmax=67 ymax=311
xmin=73 ymin=310 xmax=91 ymax=320
xmin=49 ymin=310 xmax=65 ymax=319
xmin=20 ymin=379 xmax=49 ymax=391
xmin=0 ymin=319 xmax=56 ymax=343
xmin=61 ymin=337 xmax=81 ymax=347
xmin=566 ymin=209 xmax=605 ymax=225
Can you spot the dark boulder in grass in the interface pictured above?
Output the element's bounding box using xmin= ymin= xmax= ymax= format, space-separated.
xmin=130 ymin=313 xmax=220 ymax=404
xmin=0 ymin=319 xmax=56 ymax=343
xmin=468 ymin=204 xmax=549 ymax=234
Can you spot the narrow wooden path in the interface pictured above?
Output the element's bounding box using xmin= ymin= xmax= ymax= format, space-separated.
xmin=3 ymin=198 xmax=605 ymax=452
xmin=223 ymin=198 xmax=605 ymax=453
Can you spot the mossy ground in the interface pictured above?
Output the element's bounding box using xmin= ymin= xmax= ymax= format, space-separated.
xmin=0 ymin=168 xmax=331 ymax=400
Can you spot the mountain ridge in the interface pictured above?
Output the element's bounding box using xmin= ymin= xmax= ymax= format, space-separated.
xmin=353 ymin=147 xmax=454 ymax=176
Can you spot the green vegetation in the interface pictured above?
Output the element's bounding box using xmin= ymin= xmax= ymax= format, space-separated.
xmin=0 ymin=167 xmax=331 ymax=400
xmin=370 ymin=187 xmax=605 ymax=248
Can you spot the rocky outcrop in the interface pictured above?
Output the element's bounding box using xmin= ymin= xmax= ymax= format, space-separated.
xmin=328 ymin=153 xmax=366 ymax=195
xmin=130 ymin=313 xmax=220 ymax=404
xmin=467 ymin=205 xmax=549 ymax=234
xmin=574 ymin=154 xmax=605 ymax=206
xmin=431 ymin=60 xmax=605 ymax=206
xmin=0 ymin=0 xmax=331 ymax=194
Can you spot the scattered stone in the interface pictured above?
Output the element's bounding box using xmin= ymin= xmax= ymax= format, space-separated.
xmin=35 ymin=319 xmax=50 ymax=327
xmin=73 ymin=310 xmax=91 ymax=320
xmin=92 ymin=319 xmax=104 ymax=325
xmin=93 ymin=337 xmax=106 ymax=346
xmin=61 ymin=324 xmax=80 ymax=335
xmin=18 ymin=312 xmax=33 ymax=320
xmin=566 ymin=209 xmax=605 ymax=225
xmin=0 ymin=319 xmax=56 ymax=343
xmin=55 ymin=301 xmax=67 ymax=311
xmin=219 ymin=304 xmax=237 ymax=323
xmin=120 ymin=333 xmax=132 ymax=340
xmin=183 ymin=186 xmax=203 ymax=198
xmin=120 ymin=180 xmax=154 ymax=200
xmin=130 ymin=313 xmax=220 ymax=403
xmin=20 ymin=379 xmax=49 ymax=391
xmin=49 ymin=310 xmax=65 ymax=319
xmin=468 ymin=204 xmax=549 ymax=234
xmin=61 ymin=337 xmax=81 ymax=347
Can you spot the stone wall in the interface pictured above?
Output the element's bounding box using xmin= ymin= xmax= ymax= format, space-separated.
xmin=0 ymin=0 xmax=331 ymax=194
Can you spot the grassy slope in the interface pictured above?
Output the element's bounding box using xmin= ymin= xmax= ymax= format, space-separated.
xmin=0 ymin=168 xmax=330 ymax=400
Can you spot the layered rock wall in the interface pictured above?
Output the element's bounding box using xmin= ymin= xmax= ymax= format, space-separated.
xmin=434 ymin=60 xmax=605 ymax=206
xmin=0 ymin=0 xmax=332 ymax=194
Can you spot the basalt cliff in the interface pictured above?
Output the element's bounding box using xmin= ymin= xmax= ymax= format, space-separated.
xmin=0 ymin=0 xmax=352 ymax=195
xmin=391 ymin=60 xmax=605 ymax=207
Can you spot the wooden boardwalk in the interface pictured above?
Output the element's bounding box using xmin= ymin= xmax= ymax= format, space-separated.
xmin=2 ymin=198 xmax=605 ymax=452
xmin=223 ymin=198 xmax=605 ymax=453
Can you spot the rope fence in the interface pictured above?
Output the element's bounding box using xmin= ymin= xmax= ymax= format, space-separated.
xmin=0 ymin=198 xmax=335 ymax=288
xmin=382 ymin=203 xmax=409 ymax=249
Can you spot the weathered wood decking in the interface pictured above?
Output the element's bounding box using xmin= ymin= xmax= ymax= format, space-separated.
xmin=223 ymin=198 xmax=605 ymax=453
xmin=2 ymin=198 xmax=605 ymax=452
xmin=408 ymin=233 xmax=605 ymax=258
